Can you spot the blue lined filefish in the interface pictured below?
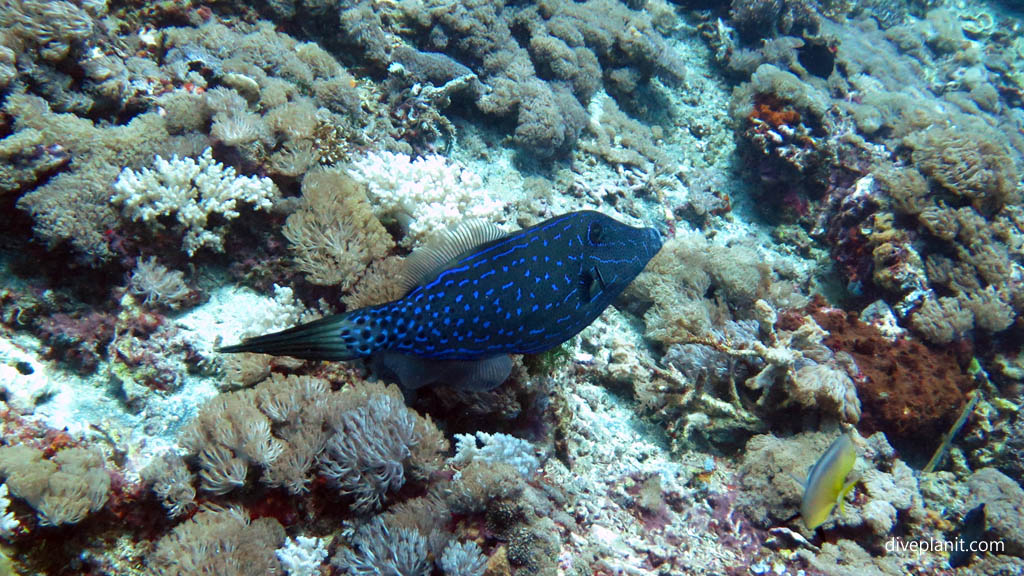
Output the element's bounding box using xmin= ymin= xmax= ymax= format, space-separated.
xmin=219 ymin=210 xmax=662 ymax=390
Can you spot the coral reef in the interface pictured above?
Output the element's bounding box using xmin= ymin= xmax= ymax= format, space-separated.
xmin=715 ymin=5 xmax=1024 ymax=347
xmin=1 ymin=2 xmax=1024 ymax=576
xmin=179 ymin=377 xmax=446 ymax=507
xmin=738 ymin=430 xmax=926 ymax=537
xmin=384 ymin=0 xmax=686 ymax=157
xmin=967 ymin=468 xmax=1024 ymax=556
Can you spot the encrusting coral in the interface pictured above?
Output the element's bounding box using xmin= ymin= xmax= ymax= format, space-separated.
xmin=382 ymin=0 xmax=686 ymax=157
xmin=967 ymin=468 xmax=1024 ymax=556
xmin=809 ymin=305 xmax=970 ymax=442
xmin=738 ymin=430 xmax=925 ymax=538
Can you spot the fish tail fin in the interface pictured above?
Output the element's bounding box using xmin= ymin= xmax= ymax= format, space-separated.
xmin=218 ymin=311 xmax=379 ymax=361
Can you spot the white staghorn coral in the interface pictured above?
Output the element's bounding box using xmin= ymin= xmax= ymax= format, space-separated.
xmin=348 ymin=151 xmax=505 ymax=246
xmin=111 ymin=147 xmax=278 ymax=255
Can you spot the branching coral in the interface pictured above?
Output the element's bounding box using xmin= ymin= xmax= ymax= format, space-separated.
xmin=0 ymin=484 xmax=20 ymax=538
xmin=111 ymin=147 xmax=279 ymax=256
xmin=449 ymin=432 xmax=540 ymax=479
xmin=348 ymin=152 xmax=505 ymax=246
xmin=283 ymin=170 xmax=393 ymax=289
xmin=7 ymin=93 xmax=189 ymax=262
xmin=276 ymin=535 xmax=328 ymax=576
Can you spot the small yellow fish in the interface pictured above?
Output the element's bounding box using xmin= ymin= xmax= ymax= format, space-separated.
xmin=800 ymin=433 xmax=858 ymax=530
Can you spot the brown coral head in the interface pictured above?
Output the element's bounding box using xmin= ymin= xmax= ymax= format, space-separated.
xmin=812 ymin=306 xmax=971 ymax=443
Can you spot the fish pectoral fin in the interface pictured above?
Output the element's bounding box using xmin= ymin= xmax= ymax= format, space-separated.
xmin=373 ymin=353 xmax=513 ymax=391
xmin=581 ymin=266 xmax=606 ymax=301
xmin=789 ymin=472 xmax=807 ymax=489
xmin=836 ymin=478 xmax=858 ymax=514
xmin=593 ymin=265 xmax=607 ymax=290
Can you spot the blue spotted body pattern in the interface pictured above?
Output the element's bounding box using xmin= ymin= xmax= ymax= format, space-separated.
xmin=220 ymin=210 xmax=662 ymax=389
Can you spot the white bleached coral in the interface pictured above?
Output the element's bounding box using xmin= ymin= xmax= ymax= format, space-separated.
xmin=111 ymin=147 xmax=278 ymax=255
xmin=277 ymin=535 xmax=328 ymax=576
xmin=449 ymin=431 xmax=539 ymax=479
xmin=348 ymin=151 xmax=505 ymax=246
xmin=0 ymin=484 xmax=19 ymax=538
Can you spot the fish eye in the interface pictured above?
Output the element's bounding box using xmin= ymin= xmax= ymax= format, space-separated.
xmin=587 ymin=222 xmax=604 ymax=245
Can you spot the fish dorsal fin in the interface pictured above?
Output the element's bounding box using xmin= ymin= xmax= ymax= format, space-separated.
xmin=399 ymin=220 xmax=507 ymax=294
